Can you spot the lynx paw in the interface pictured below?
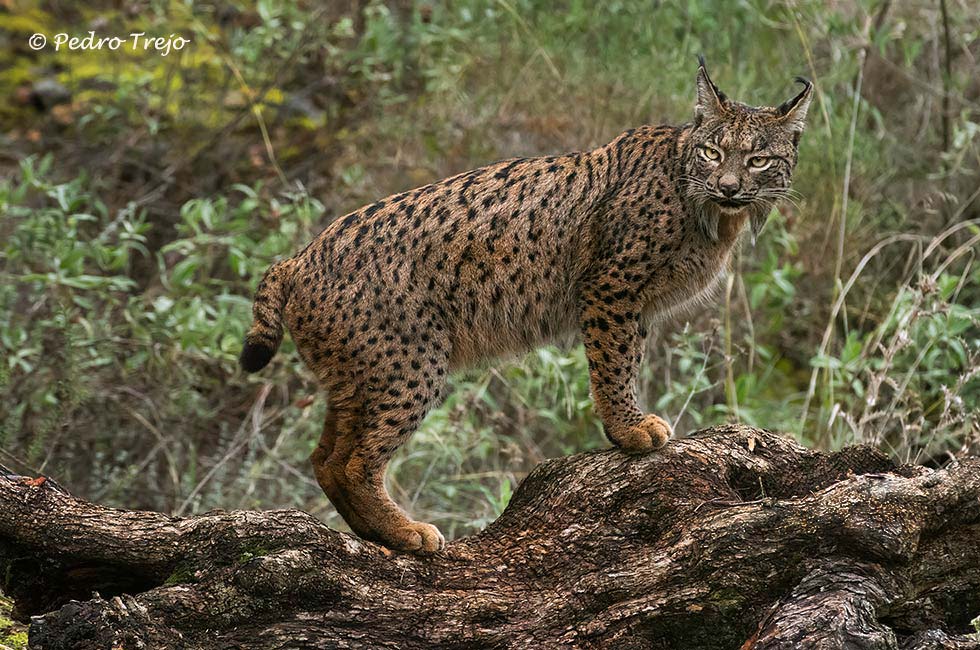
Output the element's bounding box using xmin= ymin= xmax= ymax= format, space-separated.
xmin=614 ymin=414 xmax=672 ymax=454
xmin=385 ymin=521 xmax=446 ymax=554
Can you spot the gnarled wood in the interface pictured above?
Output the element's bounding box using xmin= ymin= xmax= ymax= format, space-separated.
xmin=2 ymin=425 xmax=978 ymax=649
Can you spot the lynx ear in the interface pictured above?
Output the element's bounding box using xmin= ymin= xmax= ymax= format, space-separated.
xmin=695 ymin=54 xmax=728 ymax=125
xmin=775 ymin=77 xmax=813 ymax=137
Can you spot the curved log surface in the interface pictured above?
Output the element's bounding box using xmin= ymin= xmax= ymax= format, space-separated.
xmin=1 ymin=425 xmax=978 ymax=649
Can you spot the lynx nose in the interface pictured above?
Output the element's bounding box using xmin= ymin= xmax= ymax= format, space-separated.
xmin=718 ymin=174 xmax=740 ymax=198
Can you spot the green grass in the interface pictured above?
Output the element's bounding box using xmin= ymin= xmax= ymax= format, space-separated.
xmin=0 ymin=593 xmax=28 ymax=650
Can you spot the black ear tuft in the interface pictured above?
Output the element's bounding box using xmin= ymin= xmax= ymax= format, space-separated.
xmin=695 ymin=55 xmax=728 ymax=123
xmin=775 ymin=76 xmax=813 ymax=134
xmin=696 ymin=55 xmax=728 ymax=104
xmin=776 ymin=77 xmax=813 ymax=117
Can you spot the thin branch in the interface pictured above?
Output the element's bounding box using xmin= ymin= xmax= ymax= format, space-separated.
xmin=939 ymin=0 xmax=953 ymax=153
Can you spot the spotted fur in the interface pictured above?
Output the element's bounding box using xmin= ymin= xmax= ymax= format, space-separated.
xmin=240 ymin=59 xmax=812 ymax=553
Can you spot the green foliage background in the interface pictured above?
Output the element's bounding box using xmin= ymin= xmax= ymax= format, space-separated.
xmin=0 ymin=0 xmax=978 ymax=539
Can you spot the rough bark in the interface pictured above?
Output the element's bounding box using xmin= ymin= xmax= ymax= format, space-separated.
xmin=1 ymin=425 xmax=978 ymax=649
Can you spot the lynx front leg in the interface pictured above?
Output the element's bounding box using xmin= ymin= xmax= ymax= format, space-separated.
xmin=580 ymin=295 xmax=672 ymax=453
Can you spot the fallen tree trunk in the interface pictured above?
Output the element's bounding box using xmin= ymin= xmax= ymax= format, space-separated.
xmin=2 ymin=425 xmax=978 ymax=649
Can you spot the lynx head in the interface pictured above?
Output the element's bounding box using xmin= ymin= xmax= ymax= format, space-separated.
xmin=684 ymin=55 xmax=812 ymax=243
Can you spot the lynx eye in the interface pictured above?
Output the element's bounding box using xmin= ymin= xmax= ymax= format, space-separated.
xmin=747 ymin=155 xmax=771 ymax=170
xmin=699 ymin=146 xmax=721 ymax=162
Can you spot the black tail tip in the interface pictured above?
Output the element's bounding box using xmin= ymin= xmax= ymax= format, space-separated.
xmin=240 ymin=340 xmax=275 ymax=373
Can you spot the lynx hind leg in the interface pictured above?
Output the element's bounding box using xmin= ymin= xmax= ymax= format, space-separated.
xmin=311 ymin=406 xmax=376 ymax=538
xmin=311 ymin=357 xmax=449 ymax=554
